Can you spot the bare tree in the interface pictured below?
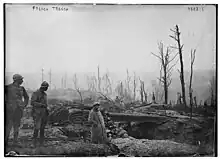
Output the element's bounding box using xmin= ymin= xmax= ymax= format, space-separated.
xmin=170 ymin=25 xmax=187 ymax=107
xmin=176 ymin=92 xmax=182 ymax=104
xmin=209 ymin=72 xmax=216 ymax=107
xmin=115 ymin=81 xmax=124 ymax=98
xmin=199 ymin=100 xmax=203 ymax=107
xmin=143 ymin=88 xmax=148 ymax=104
xmin=133 ymin=72 xmax=137 ymax=101
xmin=41 ymin=68 xmax=44 ymax=83
xmin=152 ymin=92 xmax=156 ymax=104
xmin=139 ymin=78 xmax=147 ymax=104
xmin=101 ymin=71 xmax=112 ymax=96
xmin=86 ymin=76 xmax=92 ymax=91
xmin=86 ymin=75 xmax=97 ymax=92
xmin=189 ymin=49 xmax=196 ymax=118
xmin=97 ymin=65 xmax=101 ymax=92
xmin=64 ymin=73 xmax=67 ymax=89
xmin=48 ymin=69 xmax=52 ymax=90
xmin=124 ymin=69 xmax=133 ymax=102
xmin=92 ymin=75 xmax=98 ymax=92
xmin=126 ymin=69 xmax=131 ymax=92
xmin=61 ymin=77 xmax=63 ymax=89
xmin=151 ymin=82 xmax=163 ymax=103
xmin=194 ymin=96 xmax=197 ymax=108
xmin=139 ymin=78 xmax=144 ymax=103
xmin=151 ymin=41 xmax=178 ymax=104
xmin=73 ymin=74 xmax=83 ymax=103
xmin=97 ymin=92 xmax=115 ymax=104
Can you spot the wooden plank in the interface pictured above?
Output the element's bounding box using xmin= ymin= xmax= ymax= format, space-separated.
xmin=68 ymin=109 xmax=168 ymax=123
xmin=108 ymin=112 xmax=168 ymax=122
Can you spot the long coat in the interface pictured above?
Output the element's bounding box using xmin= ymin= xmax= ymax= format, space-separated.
xmin=31 ymin=89 xmax=49 ymax=130
xmin=88 ymin=109 xmax=108 ymax=144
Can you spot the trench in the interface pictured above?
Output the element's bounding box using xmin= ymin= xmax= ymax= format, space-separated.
xmin=119 ymin=117 xmax=214 ymax=148
xmin=124 ymin=122 xmax=159 ymax=140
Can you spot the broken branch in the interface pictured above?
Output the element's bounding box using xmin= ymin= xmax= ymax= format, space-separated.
xmin=169 ymin=35 xmax=178 ymax=41
xmin=168 ymin=52 xmax=179 ymax=64
xmin=151 ymin=52 xmax=162 ymax=60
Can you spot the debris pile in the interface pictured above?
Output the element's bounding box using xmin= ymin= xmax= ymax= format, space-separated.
xmin=68 ymin=110 xmax=90 ymax=124
xmin=48 ymin=107 xmax=70 ymax=125
xmin=58 ymin=124 xmax=91 ymax=142
xmin=104 ymin=113 xmax=129 ymax=140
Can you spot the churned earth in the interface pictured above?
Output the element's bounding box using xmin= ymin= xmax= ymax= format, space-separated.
xmin=5 ymin=103 xmax=215 ymax=157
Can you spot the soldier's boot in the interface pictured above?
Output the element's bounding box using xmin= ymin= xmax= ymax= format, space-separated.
xmin=13 ymin=132 xmax=18 ymax=143
xmin=33 ymin=129 xmax=39 ymax=147
xmin=5 ymin=120 xmax=13 ymax=147
xmin=5 ymin=138 xmax=9 ymax=148
xmin=39 ymin=128 xmax=45 ymax=146
xmin=13 ymin=130 xmax=21 ymax=147
xmin=13 ymin=117 xmax=23 ymax=147
xmin=5 ymin=129 xmax=10 ymax=147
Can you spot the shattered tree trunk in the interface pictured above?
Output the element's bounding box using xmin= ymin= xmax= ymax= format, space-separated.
xmin=98 ymin=65 xmax=101 ymax=92
xmin=210 ymin=74 xmax=216 ymax=107
xmin=176 ymin=26 xmax=186 ymax=107
xmin=170 ymin=25 xmax=187 ymax=107
xmin=126 ymin=69 xmax=131 ymax=93
xmin=140 ymin=78 xmax=148 ymax=104
xmin=144 ymin=90 xmax=148 ymax=104
xmin=140 ymin=83 xmax=144 ymax=103
xmin=163 ymin=64 xmax=168 ymax=104
xmin=133 ymin=73 xmax=136 ymax=101
xmin=77 ymin=89 xmax=83 ymax=103
xmin=194 ymin=97 xmax=197 ymax=108
xmin=73 ymin=74 xmax=83 ymax=104
xmin=143 ymin=82 xmax=148 ymax=104
xmin=151 ymin=42 xmax=177 ymax=104
xmin=139 ymin=79 xmax=144 ymax=104
xmin=189 ymin=49 xmax=196 ymax=119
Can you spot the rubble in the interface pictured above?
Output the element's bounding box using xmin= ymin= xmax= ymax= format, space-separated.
xmin=48 ymin=107 xmax=69 ymax=125
xmin=104 ymin=112 xmax=129 ymax=140
xmin=13 ymin=101 xmax=214 ymax=156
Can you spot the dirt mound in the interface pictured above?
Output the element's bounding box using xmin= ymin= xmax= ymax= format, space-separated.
xmin=112 ymin=137 xmax=198 ymax=157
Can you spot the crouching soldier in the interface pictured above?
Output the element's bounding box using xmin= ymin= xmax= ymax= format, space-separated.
xmin=5 ymin=74 xmax=29 ymax=146
xmin=31 ymin=81 xmax=49 ymax=146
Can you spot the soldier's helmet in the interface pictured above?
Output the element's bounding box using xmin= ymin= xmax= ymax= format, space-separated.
xmin=41 ymin=81 xmax=49 ymax=88
xmin=93 ymin=102 xmax=100 ymax=107
xmin=13 ymin=74 xmax=23 ymax=81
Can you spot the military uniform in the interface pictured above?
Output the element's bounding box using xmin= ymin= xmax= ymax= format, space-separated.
xmin=31 ymin=81 xmax=49 ymax=145
xmin=5 ymin=74 xmax=29 ymax=145
xmin=88 ymin=102 xmax=108 ymax=144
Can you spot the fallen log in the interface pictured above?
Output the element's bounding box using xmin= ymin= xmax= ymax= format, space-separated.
xmin=6 ymin=141 xmax=119 ymax=156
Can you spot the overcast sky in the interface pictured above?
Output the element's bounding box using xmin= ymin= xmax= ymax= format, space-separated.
xmin=5 ymin=4 xmax=216 ymax=75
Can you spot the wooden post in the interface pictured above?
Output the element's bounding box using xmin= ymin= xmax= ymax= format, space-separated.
xmin=41 ymin=68 xmax=44 ymax=83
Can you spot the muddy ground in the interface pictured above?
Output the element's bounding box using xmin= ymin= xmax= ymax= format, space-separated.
xmin=5 ymin=104 xmax=216 ymax=157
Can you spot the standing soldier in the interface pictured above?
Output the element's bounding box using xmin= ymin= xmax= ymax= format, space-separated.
xmin=31 ymin=81 xmax=49 ymax=146
xmin=5 ymin=74 xmax=29 ymax=146
xmin=88 ymin=102 xmax=108 ymax=144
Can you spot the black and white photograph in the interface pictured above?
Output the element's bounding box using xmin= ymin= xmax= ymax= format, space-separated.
xmin=4 ymin=3 xmax=217 ymax=157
